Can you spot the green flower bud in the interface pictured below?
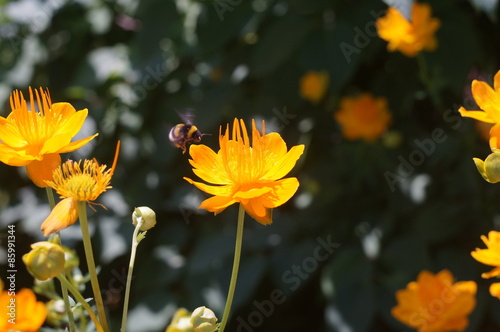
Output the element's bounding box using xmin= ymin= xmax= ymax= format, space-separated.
xmin=190 ymin=306 xmax=217 ymax=332
xmin=23 ymin=241 xmax=65 ymax=281
xmin=165 ymin=308 xmax=194 ymax=332
xmin=474 ymin=151 xmax=500 ymax=183
xmin=132 ymin=206 xmax=157 ymax=231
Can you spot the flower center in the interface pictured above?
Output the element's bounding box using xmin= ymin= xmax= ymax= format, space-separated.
xmin=64 ymin=174 xmax=98 ymax=201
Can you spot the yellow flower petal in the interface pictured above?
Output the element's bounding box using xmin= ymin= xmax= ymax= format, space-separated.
xmin=41 ymin=197 xmax=79 ymax=236
xmin=199 ymin=195 xmax=238 ymax=214
xmin=458 ymin=106 xmax=496 ymax=123
xmin=242 ymin=197 xmax=272 ymax=225
xmin=57 ymin=134 xmax=99 ymax=154
xmin=471 ymin=80 xmax=500 ymax=123
xmin=0 ymin=116 xmax=27 ymax=148
xmin=0 ymin=143 xmax=36 ymax=166
xmin=184 ymin=177 xmax=234 ymax=197
xmin=262 ymin=144 xmax=305 ymax=180
xmin=189 ymin=144 xmax=231 ymax=185
xmin=26 ymin=153 xmax=62 ymax=187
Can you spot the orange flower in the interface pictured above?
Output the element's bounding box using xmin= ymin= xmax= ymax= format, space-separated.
xmin=0 ymin=288 xmax=47 ymax=332
xmin=184 ymin=119 xmax=304 ymax=225
xmin=376 ymin=3 xmax=440 ymax=57
xmin=0 ymin=87 xmax=98 ymax=187
xmin=471 ymin=230 xmax=500 ymax=279
xmin=40 ymin=142 xmax=120 ymax=236
xmin=299 ymin=70 xmax=329 ymax=104
xmin=459 ymin=70 xmax=500 ymax=150
xmin=391 ymin=270 xmax=477 ymax=332
xmin=334 ymin=93 xmax=392 ymax=142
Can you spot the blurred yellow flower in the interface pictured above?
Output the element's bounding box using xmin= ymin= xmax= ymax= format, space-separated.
xmin=41 ymin=142 xmax=120 ymax=236
xmin=334 ymin=93 xmax=392 ymax=142
xmin=184 ymin=118 xmax=304 ymax=225
xmin=0 ymin=87 xmax=98 ymax=187
xmin=391 ymin=270 xmax=476 ymax=332
xmin=489 ymin=282 xmax=500 ymax=299
xmin=299 ymin=70 xmax=329 ymax=104
xmin=376 ymin=3 xmax=440 ymax=57
xmin=459 ymin=70 xmax=500 ymax=150
xmin=166 ymin=308 xmax=194 ymax=332
xmin=471 ymin=230 xmax=500 ymax=279
xmin=0 ymin=288 xmax=47 ymax=332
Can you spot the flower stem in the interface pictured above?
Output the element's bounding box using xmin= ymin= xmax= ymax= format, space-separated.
xmin=78 ymin=201 xmax=109 ymax=332
xmin=56 ymin=233 xmax=76 ymax=332
xmin=57 ymin=274 xmax=104 ymax=332
xmin=218 ymin=204 xmax=245 ymax=332
xmin=45 ymin=187 xmax=76 ymax=332
xmin=45 ymin=187 xmax=56 ymax=209
xmin=120 ymin=218 xmax=144 ymax=332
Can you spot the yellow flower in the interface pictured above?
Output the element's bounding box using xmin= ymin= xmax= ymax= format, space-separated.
xmin=184 ymin=118 xmax=304 ymax=225
xmin=391 ymin=270 xmax=477 ymax=332
xmin=40 ymin=142 xmax=120 ymax=236
xmin=459 ymin=70 xmax=500 ymax=150
xmin=471 ymin=230 xmax=500 ymax=278
xmin=376 ymin=3 xmax=440 ymax=57
xmin=0 ymin=87 xmax=98 ymax=187
xmin=334 ymin=93 xmax=392 ymax=142
xmin=299 ymin=70 xmax=329 ymax=104
xmin=0 ymin=288 xmax=47 ymax=332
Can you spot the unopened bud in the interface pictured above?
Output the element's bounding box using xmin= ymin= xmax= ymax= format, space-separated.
xmin=190 ymin=306 xmax=217 ymax=332
xmin=474 ymin=151 xmax=500 ymax=183
xmin=132 ymin=206 xmax=157 ymax=231
xmin=23 ymin=241 xmax=65 ymax=281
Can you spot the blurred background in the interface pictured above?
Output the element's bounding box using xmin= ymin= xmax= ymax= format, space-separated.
xmin=1 ymin=0 xmax=500 ymax=331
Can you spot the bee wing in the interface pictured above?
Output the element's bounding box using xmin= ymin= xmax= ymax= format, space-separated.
xmin=175 ymin=109 xmax=196 ymax=125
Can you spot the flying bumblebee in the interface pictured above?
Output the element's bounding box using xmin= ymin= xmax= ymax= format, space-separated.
xmin=169 ymin=112 xmax=206 ymax=154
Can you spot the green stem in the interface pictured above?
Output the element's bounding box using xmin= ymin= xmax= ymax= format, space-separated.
xmin=45 ymin=187 xmax=76 ymax=332
xmin=56 ymin=233 xmax=76 ymax=332
xmin=218 ymin=204 xmax=245 ymax=332
xmin=417 ymin=53 xmax=442 ymax=110
xmin=78 ymin=201 xmax=109 ymax=332
xmin=120 ymin=219 xmax=144 ymax=332
xmin=45 ymin=187 xmax=56 ymax=209
xmin=57 ymin=274 xmax=104 ymax=332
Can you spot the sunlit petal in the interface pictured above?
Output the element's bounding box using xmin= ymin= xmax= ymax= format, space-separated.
xmin=41 ymin=197 xmax=79 ymax=236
